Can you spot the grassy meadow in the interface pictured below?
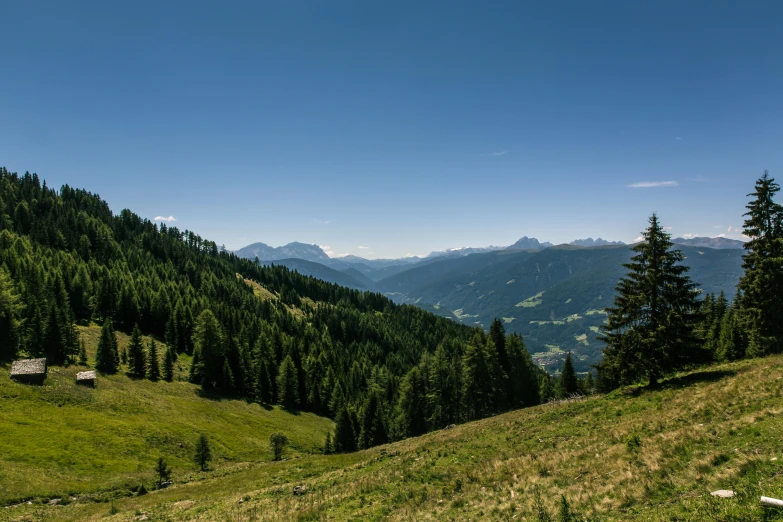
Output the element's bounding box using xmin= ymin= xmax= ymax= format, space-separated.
xmin=0 ymin=325 xmax=333 ymax=506
xmin=3 ymin=353 xmax=783 ymax=521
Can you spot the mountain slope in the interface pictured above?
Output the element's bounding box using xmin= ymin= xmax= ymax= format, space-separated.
xmin=16 ymin=355 xmax=783 ymax=521
xmin=262 ymin=258 xmax=373 ymax=290
xmin=377 ymin=245 xmax=744 ymax=370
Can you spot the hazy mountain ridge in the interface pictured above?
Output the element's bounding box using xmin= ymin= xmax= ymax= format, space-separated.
xmin=672 ymin=236 xmax=746 ymax=249
xmin=569 ymin=238 xmax=625 ymax=247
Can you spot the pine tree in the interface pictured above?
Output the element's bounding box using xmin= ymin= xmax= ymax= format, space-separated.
xmin=395 ymin=365 xmax=428 ymax=439
xmin=507 ymin=333 xmax=539 ymax=407
xmin=95 ymin=318 xmax=119 ymax=374
xmin=540 ymin=374 xmax=555 ymax=403
xmin=323 ymin=432 xmax=333 ymax=454
xmin=276 ymin=355 xmax=299 ymax=409
xmin=163 ymin=345 xmax=175 ymax=382
xmin=194 ymin=433 xmax=212 ymax=471
xmin=358 ymin=389 xmax=388 ymax=449
xmin=462 ymin=330 xmax=503 ymax=420
xmin=716 ymin=309 xmax=743 ymax=361
xmin=333 ymin=407 xmax=357 ymax=453
xmin=78 ymin=340 xmax=88 ymax=366
xmin=597 ymin=214 xmax=701 ymax=387
xmin=147 ymin=339 xmax=160 ymax=381
xmin=254 ymin=359 xmax=273 ymax=404
xmin=127 ymin=323 xmax=146 ymax=377
xmin=191 ymin=309 xmax=225 ymax=388
xmin=738 ymin=171 xmax=783 ymax=356
xmin=556 ymin=353 xmax=578 ymax=398
xmin=0 ymin=268 xmax=22 ymax=362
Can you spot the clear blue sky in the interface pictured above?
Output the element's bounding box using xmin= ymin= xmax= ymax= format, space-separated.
xmin=2 ymin=1 xmax=781 ymax=258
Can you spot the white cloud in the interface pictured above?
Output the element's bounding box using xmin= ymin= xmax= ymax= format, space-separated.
xmin=713 ymin=233 xmax=727 ymax=238
xmin=688 ymin=175 xmax=709 ymax=183
xmin=713 ymin=225 xmax=723 ymax=229
xmin=675 ymin=137 xmax=683 ymax=140
xmin=628 ymin=181 xmax=679 ymax=188
xmin=480 ymin=151 xmax=508 ymax=157
xmin=357 ymin=246 xmax=370 ymax=249
xmin=633 ymin=236 xmax=644 ymax=243
xmin=404 ymin=253 xmax=423 ymax=258
xmin=154 ymin=215 xmax=176 ymax=222
xmin=313 ymin=219 xmax=331 ymax=225
xmin=663 ymin=226 xmax=673 ymax=231
xmin=683 ymin=233 xmax=698 ymax=239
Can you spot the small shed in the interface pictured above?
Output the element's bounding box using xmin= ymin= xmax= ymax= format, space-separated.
xmin=76 ymin=370 xmax=96 ymax=387
xmin=10 ymin=358 xmax=47 ymax=385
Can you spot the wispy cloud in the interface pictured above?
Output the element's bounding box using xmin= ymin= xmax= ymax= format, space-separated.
xmin=713 ymin=225 xmax=723 ymax=229
xmin=628 ymin=181 xmax=679 ymax=188
xmin=683 ymin=233 xmax=698 ymax=239
xmin=633 ymin=236 xmax=644 ymax=243
xmin=313 ymin=219 xmax=331 ymax=225
xmin=675 ymin=137 xmax=683 ymax=140
xmin=319 ymin=245 xmax=331 ymax=251
xmin=154 ymin=215 xmax=177 ymax=222
xmin=714 ymin=233 xmax=727 ymax=238
xmin=357 ymin=246 xmax=370 ymax=250
xmin=663 ymin=226 xmax=673 ymax=231
xmin=479 ymin=151 xmax=508 ymax=157
xmin=687 ymin=175 xmax=709 ymax=183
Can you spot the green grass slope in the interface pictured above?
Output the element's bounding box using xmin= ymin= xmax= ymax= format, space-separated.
xmin=0 ymin=326 xmax=333 ymax=506
xmin=5 ymin=356 xmax=783 ymax=521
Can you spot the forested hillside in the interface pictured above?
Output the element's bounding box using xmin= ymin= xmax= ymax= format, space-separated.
xmin=0 ymin=167 xmax=547 ymax=452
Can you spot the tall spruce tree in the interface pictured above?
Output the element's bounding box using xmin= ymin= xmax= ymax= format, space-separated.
xmin=194 ymin=433 xmax=212 ymax=471
xmin=556 ymin=353 xmax=578 ymax=398
xmin=0 ymin=268 xmax=22 ymax=362
xmin=147 ymin=339 xmax=160 ymax=381
xmin=738 ymin=171 xmax=783 ymax=356
xmin=163 ymin=344 xmax=175 ymax=382
xmin=333 ymin=407 xmax=357 ymax=453
xmin=597 ymin=214 xmax=701 ymax=387
xmin=127 ymin=323 xmax=146 ymax=377
xmin=190 ymin=309 xmax=225 ymax=388
xmin=276 ymin=355 xmax=299 ymax=409
xmin=462 ymin=329 xmax=503 ymax=420
xmin=95 ymin=318 xmax=119 ymax=374
xmin=358 ymin=389 xmax=388 ymax=449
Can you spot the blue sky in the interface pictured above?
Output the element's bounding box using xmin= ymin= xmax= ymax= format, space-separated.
xmin=1 ymin=1 xmax=781 ymax=258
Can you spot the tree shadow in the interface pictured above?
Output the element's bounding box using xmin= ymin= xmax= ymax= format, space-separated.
xmin=654 ymin=369 xmax=737 ymax=391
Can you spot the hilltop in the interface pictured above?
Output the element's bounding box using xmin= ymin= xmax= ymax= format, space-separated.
xmin=4 ymin=355 xmax=782 ymax=521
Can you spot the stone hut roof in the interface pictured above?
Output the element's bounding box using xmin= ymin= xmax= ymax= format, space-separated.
xmin=10 ymin=358 xmax=47 ymax=377
xmin=76 ymin=370 xmax=96 ymax=382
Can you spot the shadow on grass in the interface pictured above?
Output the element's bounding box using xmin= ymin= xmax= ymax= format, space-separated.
xmin=656 ymin=369 xmax=737 ymax=391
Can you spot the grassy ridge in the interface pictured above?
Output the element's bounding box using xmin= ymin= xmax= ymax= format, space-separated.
xmin=4 ymin=355 xmax=783 ymax=521
xmin=0 ymin=326 xmax=333 ymax=505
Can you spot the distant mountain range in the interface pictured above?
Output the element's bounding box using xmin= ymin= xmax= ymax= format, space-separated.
xmin=235 ymin=236 xmax=746 ymax=371
xmin=672 ymin=236 xmax=746 ymax=250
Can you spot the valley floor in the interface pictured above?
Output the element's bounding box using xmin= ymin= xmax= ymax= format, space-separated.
xmin=3 ymin=354 xmax=783 ymax=521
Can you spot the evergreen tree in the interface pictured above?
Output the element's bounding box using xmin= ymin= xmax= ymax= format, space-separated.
xmin=190 ymin=309 xmax=225 ymax=388
xmin=358 ymin=390 xmax=388 ymax=449
xmin=506 ymin=333 xmax=539 ymax=408
xmin=147 ymin=339 xmax=160 ymax=381
xmin=597 ymin=214 xmax=701 ymax=387
xmin=219 ymin=356 xmax=234 ymax=391
xmin=276 ymin=355 xmax=299 ymax=409
xmin=394 ymin=365 xmax=428 ymax=438
xmin=194 ymin=433 xmax=212 ymax=471
xmin=462 ymin=330 xmax=503 ymax=420
xmin=95 ymin=318 xmax=119 ymax=374
xmin=540 ymin=374 xmax=555 ymax=403
xmin=716 ymin=309 xmax=743 ymax=361
xmin=127 ymin=323 xmax=146 ymax=377
xmin=0 ymin=268 xmax=22 ymax=362
xmin=323 ymin=432 xmax=334 ymax=454
xmin=738 ymin=171 xmax=783 ymax=356
xmin=556 ymin=353 xmax=578 ymax=398
xmin=78 ymin=340 xmax=88 ymax=366
xmin=254 ymin=359 xmax=273 ymax=404
xmin=333 ymin=407 xmax=357 ymax=453
xmin=163 ymin=344 xmax=175 ymax=382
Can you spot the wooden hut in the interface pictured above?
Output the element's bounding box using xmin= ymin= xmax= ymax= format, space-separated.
xmin=10 ymin=358 xmax=47 ymax=384
xmin=76 ymin=370 xmax=96 ymax=387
